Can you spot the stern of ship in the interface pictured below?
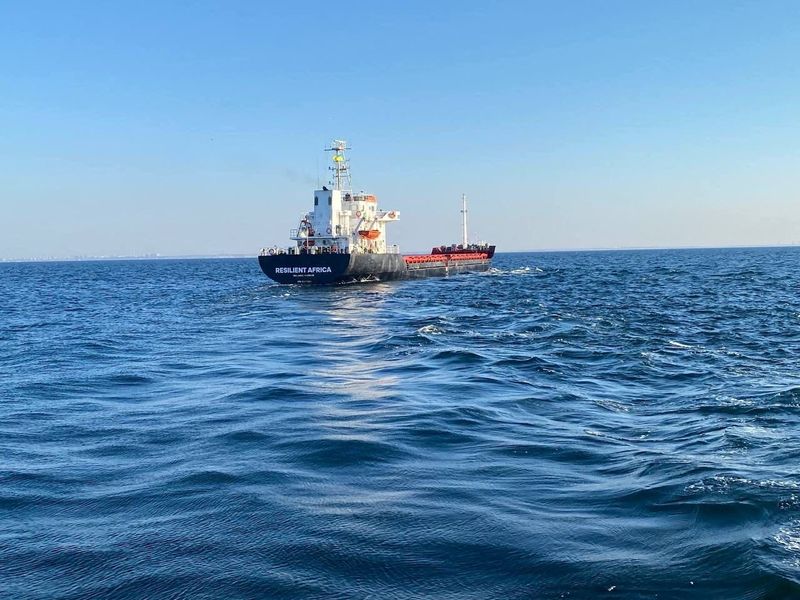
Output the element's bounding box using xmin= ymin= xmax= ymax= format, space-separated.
xmin=258 ymin=252 xmax=352 ymax=284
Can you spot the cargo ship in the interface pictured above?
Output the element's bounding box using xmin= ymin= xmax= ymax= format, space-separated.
xmin=258 ymin=140 xmax=495 ymax=284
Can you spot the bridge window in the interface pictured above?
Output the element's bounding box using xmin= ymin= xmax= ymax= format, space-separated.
xmin=314 ymin=196 xmax=319 ymax=205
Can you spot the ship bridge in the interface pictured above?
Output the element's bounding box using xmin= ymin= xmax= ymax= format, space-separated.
xmin=286 ymin=140 xmax=400 ymax=255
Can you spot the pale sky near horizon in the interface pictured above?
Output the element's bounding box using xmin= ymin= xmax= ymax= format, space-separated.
xmin=2 ymin=1 xmax=799 ymax=259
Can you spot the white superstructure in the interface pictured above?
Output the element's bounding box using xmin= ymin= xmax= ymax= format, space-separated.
xmin=289 ymin=140 xmax=400 ymax=254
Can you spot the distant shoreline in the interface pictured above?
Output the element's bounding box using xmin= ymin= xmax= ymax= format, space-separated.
xmin=2 ymin=244 xmax=798 ymax=264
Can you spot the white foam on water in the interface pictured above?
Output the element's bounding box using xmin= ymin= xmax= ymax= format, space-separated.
xmin=667 ymin=340 xmax=693 ymax=349
xmin=775 ymin=520 xmax=800 ymax=567
xmin=418 ymin=324 xmax=444 ymax=335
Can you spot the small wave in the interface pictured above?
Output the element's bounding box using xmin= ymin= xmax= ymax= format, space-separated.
xmin=214 ymin=429 xmax=271 ymax=443
xmin=100 ymin=373 xmax=154 ymax=386
xmin=401 ymin=425 xmax=481 ymax=448
xmin=695 ymin=388 xmax=800 ymax=415
xmin=592 ymin=398 xmax=631 ymax=413
xmin=417 ymin=324 xmax=444 ymax=335
xmin=667 ymin=340 xmax=694 ymax=349
xmin=768 ymin=386 xmax=800 ymax=403
xmin=176 ymin=470 xmax=240 ymax=486
xmin=276 ymin=436 xmax=408 ymax=467
xmin=491 ymin=354 xmax=562 ymax=375
xmin=686 ymin=475 xmax=800 ymax=496
xmin=221 ymin=385 xmax=320 ymax=403
xmin=484 ymin=266 xmax=537 ymax=276
xmin=81 ymin=443 xmax=142 ymax=458
xmin=428 ymin=348 xmax=487 ymax=365
xmin=775 ymin=520 xmax=800 ymax=569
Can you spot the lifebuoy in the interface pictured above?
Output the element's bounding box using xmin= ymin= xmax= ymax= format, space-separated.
xmin=355 ymin=211 xmax=362 ymax=218
xmin=268 ymin=248 xmax=275 ymax=255
xmin=388 ymin=211 xmax=396 ymax=218
xmin=326 ymin=227 xmax=332 ymax=234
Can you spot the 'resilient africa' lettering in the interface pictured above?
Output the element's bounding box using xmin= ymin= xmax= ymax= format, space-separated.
xmin=274 ymin=266 xmax=333 ymax=274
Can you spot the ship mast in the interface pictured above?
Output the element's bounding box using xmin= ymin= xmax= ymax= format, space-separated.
xmin=325 ymin=139 xmax=351 ymax=191
xmin=461 ymin=193 xmax=468 ymax=247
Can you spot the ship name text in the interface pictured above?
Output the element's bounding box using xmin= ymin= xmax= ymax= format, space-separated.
xmin=274 ymin=266 xmax=333 ymax=274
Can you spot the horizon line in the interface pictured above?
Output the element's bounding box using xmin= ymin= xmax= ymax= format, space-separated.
xmin=1 ymin=243 xmax=798 ymax=264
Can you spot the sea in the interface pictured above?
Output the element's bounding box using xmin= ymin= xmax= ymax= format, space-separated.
xmin=2 ymin=247 xmax=799 ymax=599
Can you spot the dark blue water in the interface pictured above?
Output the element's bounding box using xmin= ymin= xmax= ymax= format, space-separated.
xmin=2 ymin=248 xmax=800 ymax=599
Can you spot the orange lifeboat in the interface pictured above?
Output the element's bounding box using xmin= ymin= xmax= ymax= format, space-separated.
xmin=358 ymin=230 xmax=381 ymax=240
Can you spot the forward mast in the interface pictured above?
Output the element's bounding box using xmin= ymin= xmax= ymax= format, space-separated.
xmin=461 ymin=193 xmax=469 ymax=247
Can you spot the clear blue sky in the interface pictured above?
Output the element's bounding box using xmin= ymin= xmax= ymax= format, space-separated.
xmin=2 ymin=1 xmax=799 ymax=259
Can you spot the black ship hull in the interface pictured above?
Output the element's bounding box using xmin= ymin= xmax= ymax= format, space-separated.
xmin=258 ymin=252 xmax=493 ymax=285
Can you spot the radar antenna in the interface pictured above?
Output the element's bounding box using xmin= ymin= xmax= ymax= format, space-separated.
xmin=325 ymin=139 xmax=351 ymax=191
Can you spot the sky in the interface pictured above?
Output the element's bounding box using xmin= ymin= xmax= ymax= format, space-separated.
xmin=1 ymin=0 xmax=799 ymax=259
